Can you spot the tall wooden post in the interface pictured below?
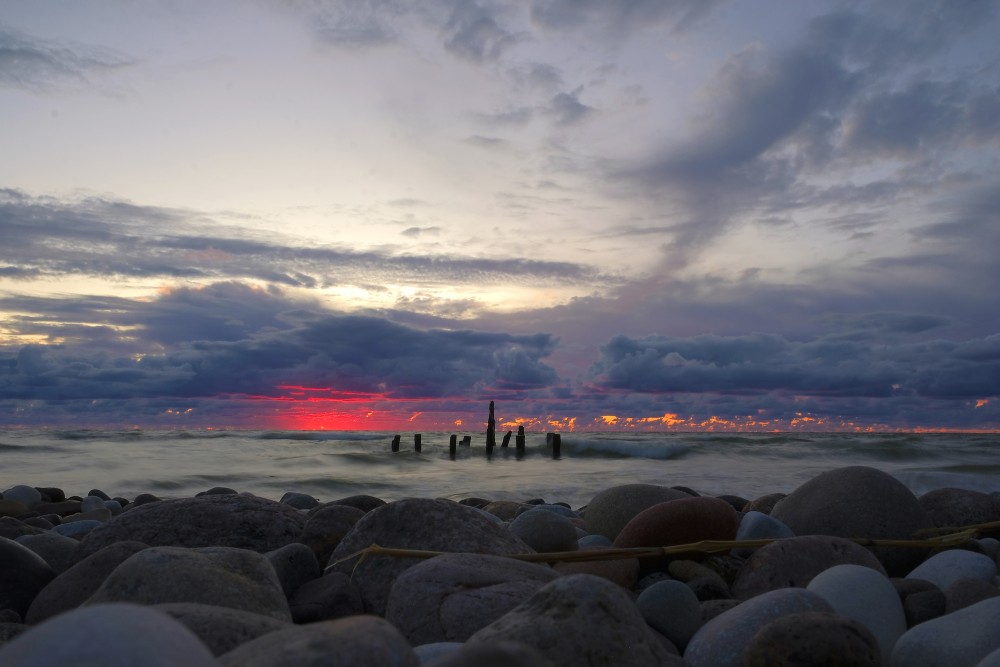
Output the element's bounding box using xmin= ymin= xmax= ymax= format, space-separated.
xmin=486 ymin=401 xmax=496 ymax=457
xmin=501 ymin=431 xmax=512 ymax=448
xmin=515 ymin=425 xmax=525 ymax=459
xmin=391 ymin=434 xmax=400 ymax=452
xmin=552 ymin=433 xmax=561 ymax=459
xmin=449 ymin=434 xmax=457 ymax=460
xmin=414 ymin=433 xmax=421 ymax=453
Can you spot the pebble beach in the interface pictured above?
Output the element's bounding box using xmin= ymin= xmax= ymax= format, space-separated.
xmin=2 ymin=465 xmax=1000 ymax=666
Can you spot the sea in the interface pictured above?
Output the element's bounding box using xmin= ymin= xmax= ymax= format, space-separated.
xmin=1 ymin=430 xmax=998 ymax=508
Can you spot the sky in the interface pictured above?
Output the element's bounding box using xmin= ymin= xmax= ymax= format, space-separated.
xmin=1 ymin=0 xmax=999 ymax=431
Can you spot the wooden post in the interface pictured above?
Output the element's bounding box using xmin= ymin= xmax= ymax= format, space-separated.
xmin=461 ymin=435 xmax=471 ymax=447
xmin=501 ymin=431 xmax=512 ymax=448
xmin=486 ymin=401 xmax=496 ymax=456
xmin=391 ymin=434 xmax=400 ymax=452
xmin=546 ymin=432 xmax=555 ymax=447
xmin=414 ymin=433 xmax=421 ymax=453
xmin=449 ymin=434 xmax=457 ymax=460
xmin=515 ymin=425 xmax=525 ymax=459
xmin=552 ymin=433 xmax=561 ymax=459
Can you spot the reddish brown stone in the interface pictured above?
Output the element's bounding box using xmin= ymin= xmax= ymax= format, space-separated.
xmin=613 ymin=496 xmax=739 ymax=550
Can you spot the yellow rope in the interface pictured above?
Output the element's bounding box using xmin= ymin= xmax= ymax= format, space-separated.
xmin=327 ymin=519 xmax=998 ymax=572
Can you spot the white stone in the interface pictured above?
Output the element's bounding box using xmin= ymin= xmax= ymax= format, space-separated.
xmin=907 ymin=549 xmax=997 ymax=590
xmin=891 ymin=597 xmax=1000 ymax=667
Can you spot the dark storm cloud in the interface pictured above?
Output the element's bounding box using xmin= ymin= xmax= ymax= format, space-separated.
xmin=619 ymin=0 xmax=1000 ymax=262
xmin=0 ymin=283 xmax=559 ymax=402
xmin=0 ymin=24 xmax=131 ymax=92
xmin=590 ymin=330 xmax=1000 ymax=401
xmin=547 ymin=88 xmax=595 ymax=126
xmin=0 ymin=189 xmax=603 ymax=289
xmin=441 ymin=1 xmax=521 ymax=62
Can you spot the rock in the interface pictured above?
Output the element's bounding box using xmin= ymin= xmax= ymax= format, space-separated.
xmin=918 ymin=488 xmax=1000 ymax=528
xmin=219 ymin=615 xmax=417 ymax=667
xmin=743 ymin=611 xmax=881 ymax=666
xmin=413 ymin=642 xmax=462 ymax=664
xmin=468 ymin=573 xmax=681 ymax=666
xmin=1 ymin=487 xmax=41 ymax=510
xmin=553 ymin=555 xmax=640 ymax=588
xmin=584 ymin=484 xmax=691 ymax=540
xmin=522 ymin=503 xmax=581 ymax=519
xmin=577 ymin=534 xmax=612 ymax=549
xmin=458 ymin=497 xmax=491 ymax=508
xmin=325 ymin=494 xmax=386 ymax=513
xmin=33 ymin=488 xmax=65 ymax=503
xmin=684 ymin=587 xmax=834 ymax=667
xmin=32 ymin=499 xmax=81 ymax=517
xmin=62 ymin=508 xmax=112 ymax=523
xmin=51 ymin=519 xmax=104 ymax=538
xmin=481 ymin=500 xmax=528 ymax=521
xmin=75 ymin=494 xmax=307 ymax=557
xmin=637 ymin=579 xmax=703 ymax=651
xmin=733 ymin=535 xmax=886 ymax=599
xmin=299 ymin=504 xmax=365 ymax=565
xmin=329 ymin=498 xmax=531 ymax=615
xmin=716 ymin=494 xmax=750 ymax=512
xmin=0 ymin=621 xmax=27 ymax=644
xmin=0 ymin=518 xmax=43 ymax=540
xmin=155 ymin=602 xmax=290 ymax=656
xmin=701 ymin=598 xmax=741 ymax=623
xmin=80 ymin=495 xmax=108 ymax=513
xmin=385 ymin=553 xmax=559 ymax=645
xmin=424 ymin=640 xmax=555 ymax=667
xmin=735 ymin=511 xmax=795 ymax=548
xmin=0 ymin=603 xmax=220 ymax=666
xmin=196 ymin=487 xmax=239 ymax=497
xmin=744 ymin=493 xmax=786 ymax=515
xmin=807 ymin=563 xmax=906 ymax=663
xmin=907 ymin=549 xmax=998 ymax=591
xmin=977 ymin=648 xmax=1000 ymax=667
xmin=13 ymin=532 xmax=78 ymax=573
xmin=945 ymin=577 xmax=1000 ymax=613
xmin=770 ymin=466 xmax=933 ymax=575
xmin=288 ymin=572 xmax=364 ymax=623
xmin=0 ymin=501 xmax=28 ymax=519
xmin=279 ymin=492 xmax=319 ymax=510
xmin=132 ymin=492 xmax=162 ymax=506
xmin=509 ymin=509 xmax=578 ymax=553
xmin=890 ymin=597 xmax=1000 ymax=667
xmin=613 ymin=496 xmax=740 ymax=573
xmin=87 ymin=489 xmax=110 ymax=501
xmin=86 ymin=546 xmax=292 ymax=622
xmin=0 ymin=537 xmax=55 ymax=618
xmin=265 ymin=542 xmax=320 ymax=598
xmin=892 ymin=578 xmax=946 ymax=628
xmin=26 ymin=540 xmax=149 ymax=624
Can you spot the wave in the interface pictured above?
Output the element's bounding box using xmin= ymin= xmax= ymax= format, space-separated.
xmin=255 ymin=431 xmax=388 ymax=442
xmin=562 ymin=438 xmax=693 ymax=460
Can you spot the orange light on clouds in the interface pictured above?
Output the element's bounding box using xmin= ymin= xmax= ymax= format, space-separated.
xmin=976 ymin=399 xmax=989 ymax=408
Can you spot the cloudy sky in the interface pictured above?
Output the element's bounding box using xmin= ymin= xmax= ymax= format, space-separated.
xmin=2 ymin=0 xmax=998 ymax=431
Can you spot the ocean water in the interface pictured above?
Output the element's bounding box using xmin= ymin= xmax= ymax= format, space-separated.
xmin=1 ymin=430 xmax=998 ymax=508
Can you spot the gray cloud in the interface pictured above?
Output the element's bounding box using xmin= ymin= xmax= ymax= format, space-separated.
xmin=547 ymin=88 xmax=595 ymax=126
xmin=528 ymin=0 xmax=727 ymax=35
xmin=0 ymin=24 xmax=131 ymax=92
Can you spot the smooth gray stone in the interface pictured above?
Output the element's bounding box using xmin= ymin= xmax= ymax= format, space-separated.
xmin=26 ymin=540 xmax=148 ymax=625
xmin=918 ymin=488 xmax=1000 ymax=528
xmin=413 ymin=642 xmax=462 ymax=664
xmin=288 ymin=572 xmax=364 ymax=623
xmin=528 ymin=504 xmax=581 ymax=519
xmin=76 ymin=494 xmax=306 ymax=557
xmin=0 ymin=537 xmax=55 ymax=618
xmin=0 ymin=603 xmax=220 ymax=666
xmin=907 ymin=549 xmax=998 ymax=591
xmin=807 ymin=563 xmax=907 ymax=663
xmin=80 ymin=496 xmax=107 ymax=513
xmin=509 ymin=508 xmax=578 ymax=553
xmin=299 ymin=504 xmax=365 ymax=566
xmin=770 ymin=465 xmax=933 ymax=576
xmin=684 ymin=587 xmax=834 ymax=667
xmin=279 ymin=492 xmax=319 ymax=510
xmin=155 ymin=602 xmax=290 ymax=657
xmin=385 ymin=553 xmax=559 ymax=645
xmin=743 ymin=610 xmax=881 ymax=667
xmin=14 ymin=532 xmax=79 ymax=573
xmin=1 ymin=487 xmax=41 ymax=510
xmin=329 ymin=498 xmax=531 ymax=616
xmin=890 ymin=597 xmax=1000 ymax=667
xmin=578 ymin=534 xmax=613 ymax=549
xmin=468 ymin=573 xmax=682 ymax=666
xmin=637 ymin=579 xmax=703 ymax=652
xmin=51 ymin=519 xmax=103 ymax=538
xmin=86 ymin=546 xmax=292 ymax=621
xmin=103 ymin=500 xmax=123 ymax=516
xmin=219 ymin=615 xmax=418 ymax=667
xmin=736 ymin=510 xmax=795 ymax=542
xmin=265 ymin=542 xmax=320 ymax=598
xmin=976 ymin=647 xmax=1000 ymax=667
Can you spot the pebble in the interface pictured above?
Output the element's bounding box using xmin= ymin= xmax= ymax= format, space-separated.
xmin=509 ymin=508 xmax=579 ymax=552
xmin=684 ymin=587 xmax=834 ymax=667
xmin=265 ymin=542 xmax=321 ymax=598
xmin=636 ymin=579 xmax=703 ymax=651
xmin=890 ymin=596 xmax=1000 ymax=667
xmin=1 ymin=486 xmax=42 ymax=510
xmin=907 ymin=549 xmax=998 ymax=591
xmin=0 ymin=603 xmax=221 ymax=666
xmin=288 ymin=572 xmax=364 ymax=623
xmin=0 ymin=537 xmax=55 ymax=618
xmin=806 ymin=563 xmax=907 ymax=662
xmin=743 ymin=610 xmax=881 ymax=666
xmin=613 ymin=496 xmax=739 ymax=551
xmin=155 ymin=602 xmax=290 ymax=656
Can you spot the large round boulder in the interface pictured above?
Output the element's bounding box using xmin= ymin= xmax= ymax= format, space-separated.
xmin=584 ymin=484 xmax=691 ymax=540
xmin=770 ymin=466 xmax=933 ymax=575
xmin=328 ymin=498 xmax=531 ymax=616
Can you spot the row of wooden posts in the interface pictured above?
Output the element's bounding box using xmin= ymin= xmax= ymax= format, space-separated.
xmin=389 ymin=401 xmax=562 ymax=459
xmin=389 ymin=427 xmax=563 ymax=459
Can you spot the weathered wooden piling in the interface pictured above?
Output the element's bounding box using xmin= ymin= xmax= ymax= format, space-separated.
xmin=461 ymin=435 xmax=472 ymax=447
xmin=414 ymin=433 xmax=421 ymax=453
xmin=501 ymin=430 xmax=512 ymax=448
xmin=449 ymin=434 xmax=457 ymax=460
xmin=552 ymin=433 xmax=561 ymax=459
xmin=515 ymin=425 xmax=525 ymax=459
xmin=391 ymin=434 xmax=401 ymax=452
xmin=486 ymin=401 xmax=496 ymax=451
